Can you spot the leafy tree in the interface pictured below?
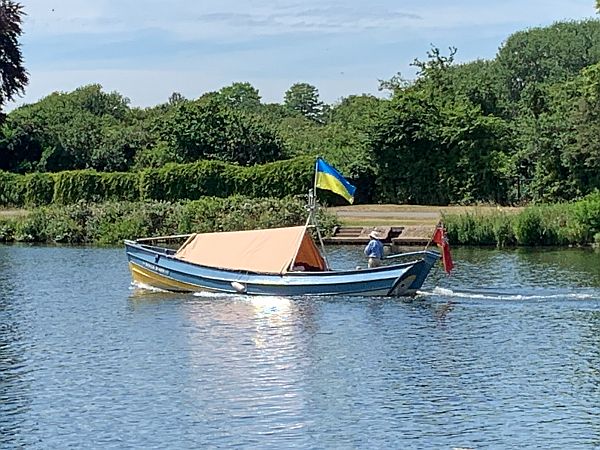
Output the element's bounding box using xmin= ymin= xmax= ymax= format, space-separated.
xmin=447 ymin=59 xmax=505 ymax=116
xmin=218 ymin=82 xmax=261 ymax=111
xmin=163 ymin=98 xmax=284 ymax=165
xmin=0 ymin=0 xmax=27 ymax=118
xmin=0 ymin=121 xmax=41 ymax=172
xmin=411 ymin=46 xmax=458 ymax=94
xmin=284 ymin=82 xmax=324 ymax=122
xmin=168 ymin=92 xmax=186 ymax=106
xmin=3 ymin=85 xmax=148 ymax=172
xmin=496 ymin=20 xmax=600 ymax=113
xmin=69 ymin=84 xmax=130 ymax=119
xmin=371 ymin=47 xmax=510 ymax=205
xmin=562 ymin=62 xmax=600 ymax=195
xmin=378 ymin=72 xmax=410 ymax=95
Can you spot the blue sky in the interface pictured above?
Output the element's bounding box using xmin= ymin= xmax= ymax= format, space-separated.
xmin=9 ymin=0 xmax=596 ymax=109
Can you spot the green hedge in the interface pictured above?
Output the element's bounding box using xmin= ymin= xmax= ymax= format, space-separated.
xmin=139 ymin=160 xmax=235 ymax=201
xmin=0 ymin=171 xmax=25 ymax=206
xmin=52 ymin=170 xmax=140 ymax=204
xmin=0 ymin=156 xmax=315 ymax=207
xmin=23 ymin=173 xmax=55 ymax=206
xmin=139 ymin=156 xmax=314 ymax=201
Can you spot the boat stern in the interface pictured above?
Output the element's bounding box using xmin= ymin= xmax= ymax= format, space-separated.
xmin=388 ymin=250 xmax=440 ymax=296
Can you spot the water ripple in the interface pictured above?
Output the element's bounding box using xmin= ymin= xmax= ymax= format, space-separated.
xmin=0 ymin=245 xmax=598 ymax=448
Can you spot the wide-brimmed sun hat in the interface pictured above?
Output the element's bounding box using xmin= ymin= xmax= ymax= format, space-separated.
xmin=369 ymin=230 xmax=381 ymax=239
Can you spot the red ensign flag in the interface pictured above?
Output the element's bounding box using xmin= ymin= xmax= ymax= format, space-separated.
xmin=432 ymin=224 xmax=454 ymax=274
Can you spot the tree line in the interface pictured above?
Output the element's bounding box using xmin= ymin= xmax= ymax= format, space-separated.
xmin=2 ymin=19 xmax=600 ymax=205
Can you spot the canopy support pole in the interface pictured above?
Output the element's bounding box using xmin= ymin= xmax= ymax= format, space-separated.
xmin=305 ymin=185 xmax=330 ymax=270
xmin=289 ymin=158 xmax=330 ymax=272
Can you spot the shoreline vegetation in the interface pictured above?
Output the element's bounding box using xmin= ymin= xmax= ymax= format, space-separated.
xmin=0 ymin=197 xmax=337 ymax=245
xmin=0 ymin=192 xmax=598 ymax=247
xmin=0 ymin=20 xmax=599 ymax=248
xmin=443 ymin=192 xmax=600 ymax=247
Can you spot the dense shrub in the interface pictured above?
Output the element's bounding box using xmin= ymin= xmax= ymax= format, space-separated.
xmin=52 ymin=170 xmax=139 ymax=204
xmin=513 ymin=208 xmax=545 ymax=245
xmin=0 ymin=171 xmax=25 ymax=206
xmin=23 ymin=173 xmax=54 ymax=206
xmin=0 ymin=196 xmax=338 ymax=245
xmin=0 ymin=157 xmax=315 ymax=207
xmin=234 ymin=156 xmax=314 ymax=198
xmin=139 ymin=156 xmax=313 ymax=201
xmin=139 ymin=160 xmax=234 ymax=201
xmin=444 ymin=211 xmax=517 ymax=246
xmin=570 ymin=191 xmax=600 ymax=242
xmin=444 ymin=193 xmax=600 ymax=246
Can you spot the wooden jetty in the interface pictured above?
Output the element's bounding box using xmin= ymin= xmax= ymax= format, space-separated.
xmin=323 ymin=225 xmax=435 ymax=247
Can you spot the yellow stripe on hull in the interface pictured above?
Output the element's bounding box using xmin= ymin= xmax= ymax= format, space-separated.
xmin=129 ymin=262 xmax=203 ymax=292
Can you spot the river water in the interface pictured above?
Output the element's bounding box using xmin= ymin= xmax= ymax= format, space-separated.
xmin=0 ymin=245 xmax=599 ymax=449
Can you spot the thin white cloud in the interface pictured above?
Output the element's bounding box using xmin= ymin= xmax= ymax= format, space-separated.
xmin=10 ymin=0 xmax=597 ymax=110
xmin=21 ymin=0 xmax=424 ymax=39
xmin=20 ymin=0 xmax=593 ymax=40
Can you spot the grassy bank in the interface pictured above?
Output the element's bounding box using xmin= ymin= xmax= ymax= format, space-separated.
xmin=443 ymin=192 xmax=600 ymax=246
xmin=1 ymin=193 xmax=598 ymax=247
xmin=0 ymin=196 xmax=338 ymax=245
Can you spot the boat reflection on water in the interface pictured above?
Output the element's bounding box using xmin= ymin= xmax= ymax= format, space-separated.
xmin=194 ymin=293 xmax=297 ymax=350
xmin=179 ymin=291 xmax=313 ymax=431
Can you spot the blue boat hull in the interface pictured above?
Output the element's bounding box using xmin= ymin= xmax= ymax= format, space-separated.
xmin=125 ymin=241 xmax=440 ymax=297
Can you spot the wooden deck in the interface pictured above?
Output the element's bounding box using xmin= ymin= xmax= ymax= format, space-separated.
xmin=324 ymin=225 xmax=435 ymax=247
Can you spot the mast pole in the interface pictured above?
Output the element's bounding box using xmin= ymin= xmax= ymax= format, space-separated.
xmin=310 ymin=157 xmax=329 ymax=270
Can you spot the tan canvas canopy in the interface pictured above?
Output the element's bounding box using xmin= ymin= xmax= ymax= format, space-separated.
xmin=174 ymin=226 xmax=327 ymax=274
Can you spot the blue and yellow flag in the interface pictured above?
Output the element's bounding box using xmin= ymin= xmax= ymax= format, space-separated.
xmin=315 ymin=158 xmax=356 ymax=204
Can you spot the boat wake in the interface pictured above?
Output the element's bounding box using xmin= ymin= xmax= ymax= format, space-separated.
xmin=418 ymin=286 xmax=598 ymax=301
xmin=192 ymin=291 xmax=247 ymax=300
xmin=130 ymin=281 xmax=169 ymax=293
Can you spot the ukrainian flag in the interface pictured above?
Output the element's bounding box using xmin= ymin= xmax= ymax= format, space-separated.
xmin=315 ymin=158 xmax=356 ymax=204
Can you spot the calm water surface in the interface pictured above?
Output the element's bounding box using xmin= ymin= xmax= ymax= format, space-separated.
xmin=0 ymin=245 xmax=599 ymax=449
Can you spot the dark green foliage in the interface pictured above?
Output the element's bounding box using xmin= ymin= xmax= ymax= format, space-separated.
xmin=570 ymin=191 xmax=600 ymax=242
xmin=513 ymin=208 xmax=545 ymax=245
xmin=370 ymin=88 xmax=508 ymax=205
xmin=23 ymin=172 xmax=54 ymax=206
xmin=233 ymin=156 xmax=314 ymax=198
xmin=0 ymin=218 xmax=14 ymax=241
xmin=86 ymin=201 xmax=178 ymax=245
xmin=172 ymin=196 xmax=317 ymax=234
xmin=496 ymin=20 xmax=600 ymax=108
xmin=139 ymin=160 xmax=234 ymax=202
xmin=443 ymin=212 xmax=502 ymax=246
xmin=6 ymin=84 xmax=149 ymax=173
xmin=0 ymin=157 xmax=314 ymax=207
xmin=284 ymin=83 xmax=324 ymax=122
xmin=162 ymin=98 xmax=284 ymax=166
xmin=217 ymin=82 xmax=262 ymax=111
xmin=139 ymin=157 xmax=313 ymax=202
xmin=0 ymin=170 xmax=24 ymax=205
xmin=0 ymin=196 xmax=339 ymax=245
xmin=52 ymin=170 xmax=139 ymax=204
xmin=0 ymin=122 xmax=43 ymax=172
xmin=0 ymin=0 xmax=28 ymax=116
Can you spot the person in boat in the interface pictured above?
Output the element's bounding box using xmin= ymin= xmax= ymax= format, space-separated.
xmin=364 ymin=230 xmax=384 ymax=268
